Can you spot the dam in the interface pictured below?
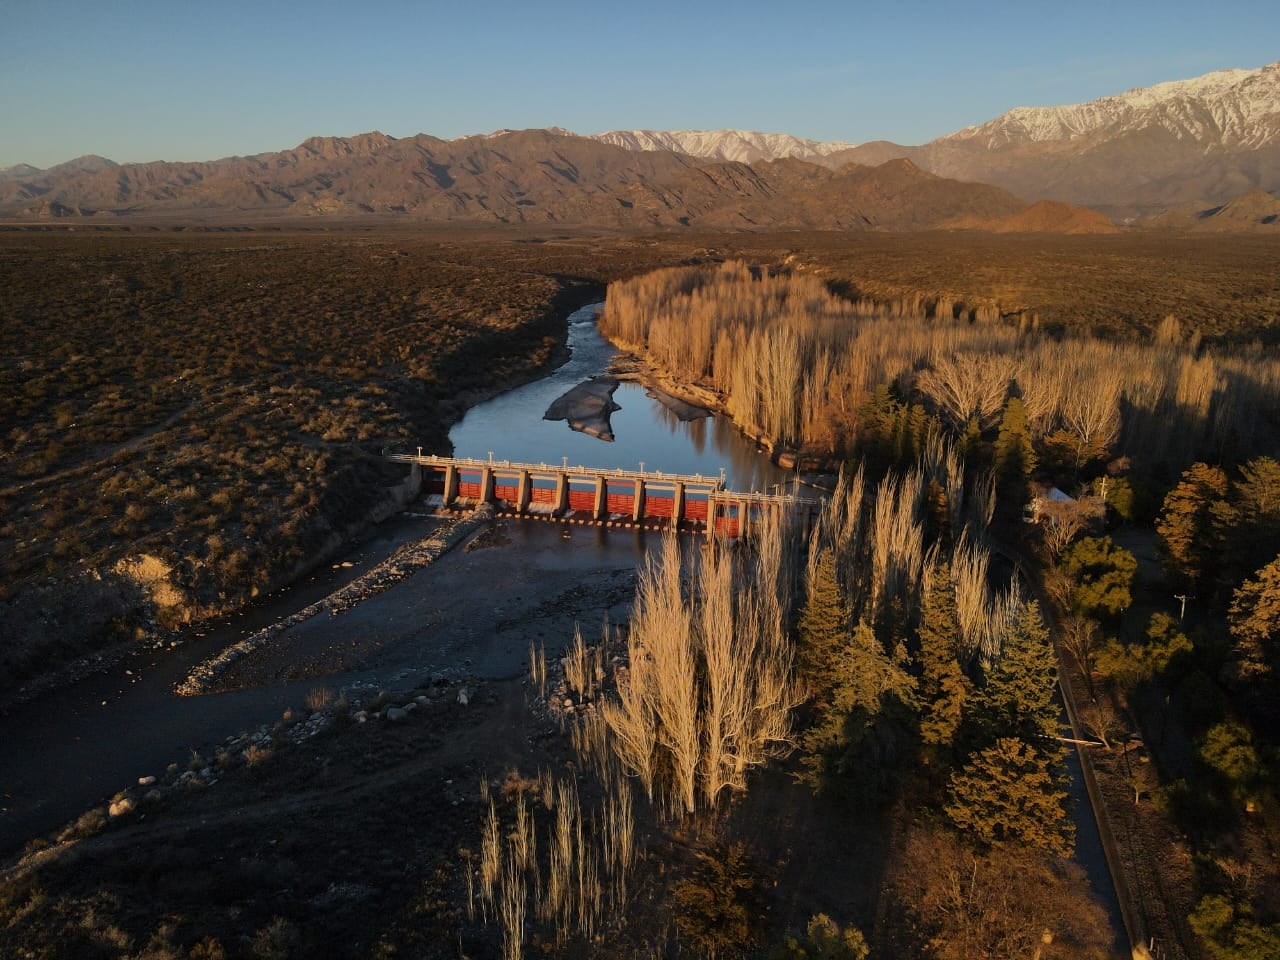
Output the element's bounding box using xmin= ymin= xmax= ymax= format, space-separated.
xmin=385 ymin=453 xmax=820 ymax=539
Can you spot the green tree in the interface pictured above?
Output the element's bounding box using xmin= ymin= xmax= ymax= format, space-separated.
xmin=944 ymin=737 xmax=1074 ymax=857
xmin=1094 ymin=612 xmax=1193 ymax=690
xmin=672 ymin=841 xmax=764 ymax=958
xmin=1190 ymin=894 xmax=1280 ymax=960
xmin=1060 ymin=535 xmax=1138 ymax=620
xmin=771 ymin=914 xmax=869 ymax=960
xmin=1101 ymin=474 xmax=1135 ymax=523
xmin=1198 ymin=720 xmax=1262 ymax=803
xmin=993 ymin=396 xmax=1035 ymax=492
xmin=915 ymin=565 xmax=974 ymax=752
xmin=800 ymin=619 xmax=917 ymax=797
xmin=974 ymin=601 xmax=1059 ymax=744
xmin=960 ymin=415 xmax=984 ymax=465
xmin=1228 ymin=553 xmax=1280 ymax=682
xmin=797 ymin=551 xmax=850 ymax=706
xmin=1156 ymin=462 xmax=1229 ymax=590
xmin=1215 ymin=457 xmax=1280 ymax=586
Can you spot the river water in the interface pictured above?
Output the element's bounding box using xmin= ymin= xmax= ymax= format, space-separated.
xmin=450 ymin=302 xmax=788 ymax=492
xmin=0 ymin=302 xmax=786 ymax=855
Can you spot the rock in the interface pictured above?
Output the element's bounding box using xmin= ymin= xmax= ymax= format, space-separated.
xmin=109 ymin=797 xmax=136 ymax=817
xmin=544 ymin=378 xmax=622 ymax=440
xmin=403 ymin=702 xmax=417 ymax=713
xmin=457 ymin=688 xmax=471 ymax=705
xmin=138 ymin=775 xmax=157 ymax=787
xmin=385 ymin=706 xmax=408 ymax=722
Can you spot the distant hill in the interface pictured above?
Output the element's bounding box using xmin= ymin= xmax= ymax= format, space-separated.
xmin=606 ymin=157 xmax=1025 ymax=230
xmin=0 ymin=132 xmax=1043 ymax=232
xmin=0 ymin=131 xmax=700 ymax=222
xmin=8 ymin=60 xmax=1279 ymax=223
xmin=1198 ymin=189 xmax=1280 ymax=228
xmin=945 ymin=200 xmax=1120 ymax=234
xmin=1146 ymin=189 xmax=1280 ymax=231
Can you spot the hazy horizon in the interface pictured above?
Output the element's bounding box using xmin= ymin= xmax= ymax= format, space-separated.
xmin=2 ymin=0 xmax=1278 ymax=169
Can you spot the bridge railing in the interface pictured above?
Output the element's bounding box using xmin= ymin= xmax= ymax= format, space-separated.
xmin=385 ymin=452 xmax=730 ymax=489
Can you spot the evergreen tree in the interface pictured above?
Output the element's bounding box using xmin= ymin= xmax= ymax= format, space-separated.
xmin=1155 ymin=462 xmax=1229 ymax=591
xmin=1229 ymin=553 xmax=1280 ymax=682
xmin=944 ymin=737 xmax=1074 ymax=857
xmin=797 ymin=550 xmax=850 ymax=706
xmin=1060 ymin=536 xmax=1138 ymax=620
xmin=915 ymin=564 xmax=973 ymax=752
xmin=800 ymin=619 xmax=917 ymax=798
xmin=960 ymin=415 xmax=984 ymax=465
xmin=993 ymin=396 xmax=1036 ymax=492
xmin=1094 ymin=612 xmax=1193 ymax=690
xmin=1214 ymin=456 xmax=1280 ymax=586
xmin=974 ymin=601 xmax=1059 ymax=745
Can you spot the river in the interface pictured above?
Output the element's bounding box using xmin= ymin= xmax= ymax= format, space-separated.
xmin=449 ymin=302 xmax=788 ymax=490
xmin=0 ymin=302 xmax=786 ymax=855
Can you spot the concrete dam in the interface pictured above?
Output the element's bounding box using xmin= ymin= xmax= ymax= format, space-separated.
xmin=386 ymin=453 xmax=821 ymax=539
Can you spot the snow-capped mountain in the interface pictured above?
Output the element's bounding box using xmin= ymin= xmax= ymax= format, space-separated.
xmin=591 ymin=129 xmax=858 ymax=165
xmin=940 ymin=62 xmax=1280 ymax=149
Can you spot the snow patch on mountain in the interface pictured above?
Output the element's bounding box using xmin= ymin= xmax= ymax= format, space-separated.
xmin=942 ymin=61 xmax=1280 ymax=148
xmin=592 ymin=129 xmax=858 ymax=164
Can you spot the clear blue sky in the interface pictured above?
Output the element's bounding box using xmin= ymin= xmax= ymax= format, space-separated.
xmin=1 ymin=0 xmax=1276 ymax=168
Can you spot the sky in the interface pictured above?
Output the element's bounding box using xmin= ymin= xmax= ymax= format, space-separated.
xmin=2 ymin=0 xmax=1277 ymax=168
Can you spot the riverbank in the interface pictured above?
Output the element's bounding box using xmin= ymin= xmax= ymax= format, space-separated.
xmin=174 ymin=505 xmax=496 ymax=696
xmin=607 ymin=352 xmax=832 ymax=471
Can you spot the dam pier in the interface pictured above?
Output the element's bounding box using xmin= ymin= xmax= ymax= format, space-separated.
xmin=386 ymin=453 xmax=819 ymax=539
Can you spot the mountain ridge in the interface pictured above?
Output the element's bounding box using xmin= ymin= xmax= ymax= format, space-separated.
xmin=591 ymin=128 xmax=858 ymax=165
xmin=8 ymin=60 xmax=1278 ymax=226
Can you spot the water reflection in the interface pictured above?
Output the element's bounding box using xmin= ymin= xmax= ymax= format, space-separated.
xmin=450 ymin=304 xmax=787 ymax=492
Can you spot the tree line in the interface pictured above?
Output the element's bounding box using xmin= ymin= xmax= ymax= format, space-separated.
xmin=602 ymin=261 xmax=1280 ymax=477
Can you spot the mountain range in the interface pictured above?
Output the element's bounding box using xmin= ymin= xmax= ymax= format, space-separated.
xmin=3 ymin=61 xmax=1278 ymax=229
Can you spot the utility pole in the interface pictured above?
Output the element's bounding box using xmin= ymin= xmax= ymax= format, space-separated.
xmin=1174 ymin=593 xmax=1194 ymax=620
